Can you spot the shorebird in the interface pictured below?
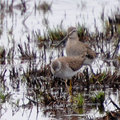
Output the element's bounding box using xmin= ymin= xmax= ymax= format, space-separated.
xmin=51 ymin=56 xmax=85 ymax=96
xmin=66 ymin=26 xmax=97 ymax=73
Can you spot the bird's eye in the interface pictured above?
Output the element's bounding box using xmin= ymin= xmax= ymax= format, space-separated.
xmin=56 ymin=67 xmax=60 ymax=72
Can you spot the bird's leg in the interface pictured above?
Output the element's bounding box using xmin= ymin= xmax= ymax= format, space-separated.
xmin=69 ymin=79 xmax=73 ymax=102
xmin=65 ymin=79 xmax=73 ymax=102
xmin=65 ymin=79 xmax=69 ymax=92
xmin=69 ymin=79 xmax=72 ymax=96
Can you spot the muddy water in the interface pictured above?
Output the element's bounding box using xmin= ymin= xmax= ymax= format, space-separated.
xmin=0 ymin=0 xmax=120 ymax=120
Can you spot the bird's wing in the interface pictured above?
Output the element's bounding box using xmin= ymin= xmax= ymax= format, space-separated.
xmin=66 ymin=57 xmax=84 ymax=71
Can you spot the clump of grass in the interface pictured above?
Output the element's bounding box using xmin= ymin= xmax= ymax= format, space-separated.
xmin=72 ymin=93 xmax=84 ymax=114
xmin=18 ymin=43 xmax=36 ymax=60
xmin=0 ymin=92 xmax=6 ymax=103
xmin=37 ymin=1 xmax=52 ymax=13
xmin=0 ymin=46 xmax=5 ymax=64
xmin=91 ymin=91 xmax=105 ymax=105
xmin=77 ymin=26 xmax=86 ymax=38
xmin=90 ymin=71 xmax=107 ymax=84
xmin=104 ymin=20 xmax=111 ymax=35
xmin=33 ymin=31 xmax=49 ymax=48
xmin=98 ymin=72 xmax=107 ymax=82
xmin=48 ymin=27 xmax=66 ymax=41
xmin=0 ymin=90 xmax=11 ymax=103
xmin=0 ymin=46 xmax=5 ymax=58
xmin=73 ymin=93 xmax=84 ymax=108
xmin=35 ymin=27 xmax=66 ymax=48
xmin=77 ymin=25 xmax=90 ymax=42
xmin=37 ymin=36 xmax=44 ymax=41
xmin=35 ymin=31 xmax=48 ymax=42
xmin=117 ymin=55 xmax=120 ymax=63
xmin=104 ymin=16 xmax=120 ymax=37
xmin=116 ymin=24 xmax=120 ymax=35
xmin=37 ymin=91 xmax=55 ymax=106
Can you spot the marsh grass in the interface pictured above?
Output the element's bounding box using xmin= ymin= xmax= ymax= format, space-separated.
xmin=2 ymin=18 xmax=120 ymax=119
xmin=36 ymin=1 xmax=52 ymax=14
xmin=90 ymin=72 xmax=107 ymax=83
xmin=117 ymin=55 xmax=120 ymax=63
xmin=73 ymin=93 xmax=84 ymax=108
xmin=35 ymin=31 xmax=49 ymax=48
xmin=0 ymin=89 xmax=11 ymax=103
xmin=18 ymin=43 xmax=36 ymax=60
xmin=35 ymin=26 xmax=66 ymax=48
xmin=48 ymin=27 xmax=66 ymax=41
xmin=0 ymin=3 xmax=120 ymax=119
xmin=0 ymin=46 xmax=5 ymax=64
xmin=91 ymin=91 xmax=105 ymax=105
xmin=77 ymin=25 xmax=90 ymax=42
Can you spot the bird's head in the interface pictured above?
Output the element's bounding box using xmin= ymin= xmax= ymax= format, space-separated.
xmin=67 ymin=27 xmax=78 ymax=40
xmin=51 ymin=60 xmax=61 ymax=75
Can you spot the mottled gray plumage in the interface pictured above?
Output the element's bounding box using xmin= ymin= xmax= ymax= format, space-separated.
xmin=66 ymin=26 xmax=97 ymax=66
xmin=51 ymin=56 xmax=85 ymax=79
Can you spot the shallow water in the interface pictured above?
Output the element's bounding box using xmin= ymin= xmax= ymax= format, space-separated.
xmin=0 ymin=0 xmax=120 ymax=120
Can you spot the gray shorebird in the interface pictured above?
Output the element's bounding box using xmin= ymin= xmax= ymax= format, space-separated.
xmin=66 ymin=26 xmax=97 ymax=73
xmin=51 ymin=56 xmax=85 ymax=96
